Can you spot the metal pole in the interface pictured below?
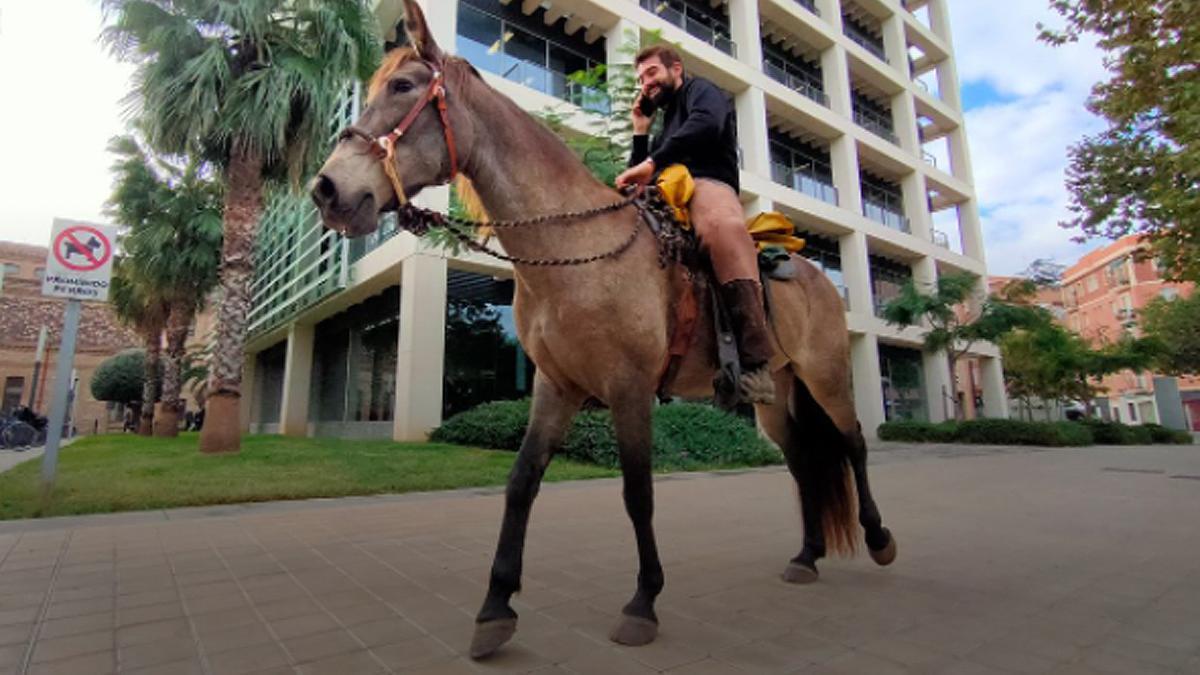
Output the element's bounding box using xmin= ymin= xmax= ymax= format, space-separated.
xmin=41 ymin=300 xmax=81 ymax=489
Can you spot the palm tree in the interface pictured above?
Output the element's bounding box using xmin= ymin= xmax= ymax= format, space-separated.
xmin=109 ymin=261 xmax=168 ymax=436
xmin=108 ymin=135 xmax=222 ymax=438
xmin=103 ymin=0 xmax=381 ymax=452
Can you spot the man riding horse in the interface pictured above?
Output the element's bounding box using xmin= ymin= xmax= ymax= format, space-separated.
xmin=616 ymin=45 xmax=775 ymax=406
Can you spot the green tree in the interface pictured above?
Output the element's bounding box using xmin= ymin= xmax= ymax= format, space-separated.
xmin=103 ymin=0 xmax=382 ymax=452
xmin=881 ymin=272 xmax=1046 ymax=419
xmin=1140 ymin=292 xmax=1200 ymax=376
xmin=107 ymin=135 xmax=222 ymax=438
xmin=1040 ymin=1 xmax=1200 ymax=281
xmin=108 ymin=260 xmax=169 ymax=435
xmin=91 ymin=349 xmax=153 ymax=428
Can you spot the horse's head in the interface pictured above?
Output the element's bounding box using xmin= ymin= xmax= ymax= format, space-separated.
xmin=312 ymin=0 xmax=467 ymax=237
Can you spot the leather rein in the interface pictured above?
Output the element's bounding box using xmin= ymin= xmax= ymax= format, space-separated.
xmin=340 ymin=61 xmax=459 ymax=203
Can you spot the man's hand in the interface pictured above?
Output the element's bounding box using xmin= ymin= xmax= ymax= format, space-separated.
xmin=632 ymin=94 xmax=653 ymax=135
xmin=616 ymin=158 xmax=655 ymax=190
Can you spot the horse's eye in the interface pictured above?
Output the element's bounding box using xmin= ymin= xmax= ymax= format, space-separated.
xmin=390 ymin=79 xmax=414 ymax=95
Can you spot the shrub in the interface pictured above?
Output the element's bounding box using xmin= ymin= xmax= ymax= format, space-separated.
xmin=953 ymin=419 xmax=1093 ymax=447
xmin=432 ymin=399 xmax=782 ymax=470
xmin=877 ymin=420 xmax=956 ymax=443
xmin=91 ymin=349 xmax=148 ymax=404
xmin=1137 ymin=423 xmax=1193 ymax=445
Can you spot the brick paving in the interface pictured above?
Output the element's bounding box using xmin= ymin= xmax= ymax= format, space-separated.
xmin=0 ymin=443 xmax=1198 ymax=674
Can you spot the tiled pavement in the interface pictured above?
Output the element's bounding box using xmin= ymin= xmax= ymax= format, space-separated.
xmin=0 ymin=443 xmax=1198 ymax=674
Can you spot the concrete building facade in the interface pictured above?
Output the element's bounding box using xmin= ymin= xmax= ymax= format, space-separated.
xmin=0 ymin=241 xmax=139 ymax=435
xmin=1061 ymin=235 xmax=1199 ymax=429
xmin=242 ymin=0 xmax=1003 ymax=441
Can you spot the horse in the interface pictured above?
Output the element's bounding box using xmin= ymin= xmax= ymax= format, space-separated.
xmin=310 ymin=0 xmax=896 ymax=659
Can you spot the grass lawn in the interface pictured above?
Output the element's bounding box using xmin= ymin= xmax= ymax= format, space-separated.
xmin=0 ymin=434 xmax=618 ymax=521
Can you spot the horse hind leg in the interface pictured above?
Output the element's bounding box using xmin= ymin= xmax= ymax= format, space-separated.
xmin=798 ymin=373 xmax=897 ymax=566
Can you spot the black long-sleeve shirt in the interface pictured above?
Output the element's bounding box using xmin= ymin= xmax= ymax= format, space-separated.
xmin=629 ymin=75 xmax=740 ymax=192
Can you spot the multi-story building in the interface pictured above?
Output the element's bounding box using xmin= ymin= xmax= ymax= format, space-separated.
xmin=240 ymin=0 xmax=1002 ymax=440
xmin=0 ymin=241 xmax=139 ymax=434
xmin=1062 ymin=235 xmax=1199 ymax=429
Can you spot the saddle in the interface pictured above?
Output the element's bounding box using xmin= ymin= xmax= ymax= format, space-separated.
xmin=638 ymin=166 xmax=806 ymax=409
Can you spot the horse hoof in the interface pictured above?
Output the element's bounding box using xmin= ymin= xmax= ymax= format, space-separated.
xmin=782 ymin=562 xmax=819 ymax=584
xmin=469 ymin=618 xmax=517 ymax=660
xmin=609 ymin=615 xmax=658 ymax=646
xmin=869 ymin=529 xmax=897 ymax=567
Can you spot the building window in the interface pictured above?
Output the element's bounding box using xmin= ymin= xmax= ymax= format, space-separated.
xmin=3 ymin=377 xmax=25 ymax=416
xmin=798 ymin=232 xmax=847 ymax=306
xmin=870 ymin=255 xmax=913 ymax=317
xmin=762 ymin=38 xmax=827 ymax=106
xmin=639 ymin=0 xmax=736 ymax=56
xmin=457 ymin=0 xmax=610 ymax=113
xmin=443 ymin=270 xmax=535 ymax=419
xmin=879 ymin=345 xmax=926 ymax=422
xmin=861 ymin=171 xmax=909 ymax=233
xmin=311 ymin=287 xmax=400 ymax=425
xmin=1128 ymin=402 xmax=1137 ymax=421
xmin=34 ymin=267 xmax=44 ymax=281
xmin=2 ymin=263 xmax=19 ymax=277
xmin=1086 ymin=274 xmax=1099 ymax=292
xmin=852 ymin=91 xmax=897 ymax=144
xmin=769 ymin=130 xmax=837 ymax=204
xmin=1160 ymin=287 xmax=1179 ymax=301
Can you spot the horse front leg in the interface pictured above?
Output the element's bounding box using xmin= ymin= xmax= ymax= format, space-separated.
xmin=608 ymin=394 xmax=664 ymax=647
xmin=470 ymin=375 xmax=583 ymax=659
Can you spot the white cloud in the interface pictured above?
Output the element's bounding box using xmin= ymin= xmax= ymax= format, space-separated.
xmin=948 ymin=0 xmax=1111 ymax=275
xmin=0 ymin=0 xmax=134 ymax=248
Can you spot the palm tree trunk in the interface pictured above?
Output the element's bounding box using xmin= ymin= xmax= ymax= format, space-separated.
xmin=139 ymin=330 xmax=161 ymax=436
xmin=154 ymin=299 xmax=195 ymax=438
xmin=199 ymin=139 xmax=264 ymax=454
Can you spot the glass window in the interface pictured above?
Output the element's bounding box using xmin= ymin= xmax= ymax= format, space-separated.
xmin=311 ymin=287 xmax=400 ymax=424
xmin=456 ymin=4 xmax=507 ymax=76
xmin=443 ymin=271 xmax=535 ymax=418
xmin=34 ymin=268 xmax=44 ymax=280
xmin=879 ymin=345 xmax=927 ymax=422
xmin=2 ymin=377 xmax=24 ymax=416
xmin=255 ymin=345 xmax=286 ymax=425
xmin=503 ymin=28 xmax=549 ymax=93
xmin=2 ymin=263 xmax=19 ymax=276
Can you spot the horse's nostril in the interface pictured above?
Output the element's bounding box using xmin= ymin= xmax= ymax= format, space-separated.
xmin=312 ymin=174 xmax=338 ymax=207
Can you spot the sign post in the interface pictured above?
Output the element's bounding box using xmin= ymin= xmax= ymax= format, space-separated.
xmin=39 ymin=218 xmax=117 ymax=492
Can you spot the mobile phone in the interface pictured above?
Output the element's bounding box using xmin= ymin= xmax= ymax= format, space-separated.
xmin=637 ymin=94 xmax=658 ymax=117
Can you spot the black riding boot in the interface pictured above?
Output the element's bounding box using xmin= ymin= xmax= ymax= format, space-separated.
xmin=720 ymin=279 xmax=776 ymax=405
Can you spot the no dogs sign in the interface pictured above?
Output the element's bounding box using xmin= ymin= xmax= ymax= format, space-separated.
xmin=41 ymin=218 xmax=118 ymax=302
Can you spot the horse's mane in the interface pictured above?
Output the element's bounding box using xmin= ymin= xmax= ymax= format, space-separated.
xmin=369 ymin=47 xmax=490 ymax=222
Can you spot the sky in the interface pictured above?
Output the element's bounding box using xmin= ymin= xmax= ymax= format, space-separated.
xmin=0 ymin=0 xmax=1108 ymax=275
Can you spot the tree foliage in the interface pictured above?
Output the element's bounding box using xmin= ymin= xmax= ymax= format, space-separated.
xmin=92 ymin=349 xmax=152 ymax=404
xmin=1140 ymin=291 xmax=1200 ymax=375
xmin=1040 ymin=0 xmax=1200 ymax=281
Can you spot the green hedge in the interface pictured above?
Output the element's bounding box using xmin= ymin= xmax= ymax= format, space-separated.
xmin=431 ymin=399 xmax=782 ymax=470
xmin=877 ymin=418 xmax=1193 ymax=447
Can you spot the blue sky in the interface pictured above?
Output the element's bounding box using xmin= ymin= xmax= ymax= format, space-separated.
xmin=0 ymin=0 xmax=1109 ymax=276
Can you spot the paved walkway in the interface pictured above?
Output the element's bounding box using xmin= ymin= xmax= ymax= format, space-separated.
xmin=0 ymin=443 xmax=1198 ymax=674
xmin=0 ymin=448 xmax=43 ymax=475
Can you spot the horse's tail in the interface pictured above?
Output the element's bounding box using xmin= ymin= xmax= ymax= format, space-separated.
xmin=790 ymin=376 xmax=859 ymax=557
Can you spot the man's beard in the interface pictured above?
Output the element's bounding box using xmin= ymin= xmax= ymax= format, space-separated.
xmin=647 ymin=78 xmax=678 ymax=107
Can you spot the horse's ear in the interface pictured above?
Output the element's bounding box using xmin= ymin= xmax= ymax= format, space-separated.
xmin=401 ymin=0 xmax=444 ymax=63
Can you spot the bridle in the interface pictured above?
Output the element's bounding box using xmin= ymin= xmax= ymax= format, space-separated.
xmin=340 ymin=59 xmax=459 ymax=205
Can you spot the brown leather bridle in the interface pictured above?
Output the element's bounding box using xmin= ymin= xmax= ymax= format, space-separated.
xmin=340 ymin=61 xmax=459 ymax=202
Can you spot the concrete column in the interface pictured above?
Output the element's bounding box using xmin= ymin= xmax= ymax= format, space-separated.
xmin=743 ymin=195 xmax=775 ymax=219
xmin=840 ymin=230 xmax=873 ymax=316
xmin=948 ymin=127 xmax=976 ymax=185
xmin=881 ymin=10 xmax=906 ymax=74
xmin=736 ymin=88 xmax=772 ymax=177
xmin=851 ymin=333 xmax=887 ymax=439
xmin=958 ymin=199 xmax=987 ymax=264
xmin=927 ymin=0 xmax=963 ymax=111
xmin=979 ymin=355 xmax=1009 ymax=418
xmin=822 ymin=45 xmax=853 ymax=118
xmin=893 ymin=91 xmax=921 ymax=155
xmin=394 ymin=253 xmax=449 ymax=441
xmin=240 ymin=354 xmax=257 ymax=434
xmin=728 ymin=0 xmax=764 ymax=68
xmin=829 ymin=135 xmax=862 ymax=212
xmin=606 ymin=18 xmax=640 ymax=68
xmin=279 ymin=322 xmax=315 ymax=437
xmin=816 ymin=0 xmax=843 ymax=32
xmin=902 ymin=171 xmax=931 ymax=241
xmin=922 ymin=350 xmax=954 ymax=422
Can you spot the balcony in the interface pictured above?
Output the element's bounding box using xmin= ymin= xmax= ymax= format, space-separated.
xmin=499 ymin=61 xmax=612 ymax=114
xmin=640 ymin=0 xmax=737 ymax=57
xmin=863 ymin=198 xmax=911 ymax=233
xmin=794 ymin=0 xmax=819 ymax=15
xmin=843 ymin=20 xmax=886 ymax=62
xmin=764 ymin=61 xmax=829 ymax=107
xmin=931 ymin=229 xmax=949 ymax=248
xmin=853 ymin=106 xmax=899 ymax=145
xmin=771 ymin=163 xmax=839 ymax=205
